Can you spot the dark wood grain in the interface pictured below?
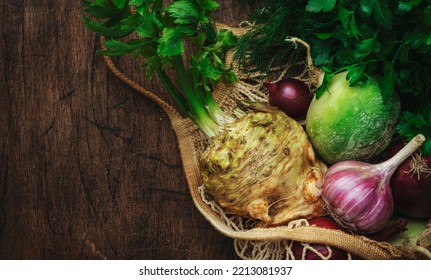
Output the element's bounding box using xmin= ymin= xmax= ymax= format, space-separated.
xmin=0 ymin=0 xmax=258 ymax=259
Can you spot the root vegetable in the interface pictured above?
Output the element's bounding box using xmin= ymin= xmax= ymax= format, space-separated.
xmin=306 ymin=71 xmax=400 ymax=164
xmin=201 ymin=103 xmax=327 ymax=225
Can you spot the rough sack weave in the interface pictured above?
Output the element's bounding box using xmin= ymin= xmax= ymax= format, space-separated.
xmin=101 ymin=24 xmax=431 ymax=260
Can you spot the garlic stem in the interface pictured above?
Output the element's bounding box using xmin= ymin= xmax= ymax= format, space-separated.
xmin=378 ymin=134 xmax=425 ymax=175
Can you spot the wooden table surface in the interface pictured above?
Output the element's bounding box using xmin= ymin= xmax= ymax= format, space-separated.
xmin=0 ymin=0 xmax=258 ymax=259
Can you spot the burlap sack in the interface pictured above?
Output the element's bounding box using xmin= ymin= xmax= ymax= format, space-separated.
xmin=100 ymin=24 xmax=431 ymax=260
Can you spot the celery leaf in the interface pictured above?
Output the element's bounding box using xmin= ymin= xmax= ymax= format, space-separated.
xmin=165 ymin=0 xmax=200 ymax=25
xmin=157 ymin=27 xmax=186 ymax=56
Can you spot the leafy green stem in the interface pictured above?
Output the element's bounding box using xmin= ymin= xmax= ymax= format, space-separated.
xmin=171 ymin=54 xmax=219 ymax=137
xmin=156 ymin=68 xmax=188 ymax=116
xmin=83 ymin=0 xmax=237 ymax=139
xmin=316 ymin=60 xmax=378 ymax=98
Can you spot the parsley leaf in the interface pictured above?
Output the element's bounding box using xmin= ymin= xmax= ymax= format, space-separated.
xmin=359 ymin=0 xmax=374 ymax=16
xmin=345 ymin=64 xmax=367 ymax=85
xmin=373 ymin=1 xmax=393 ymax=29
xmin=338 ymin=7 xmax=361 ymax=39
xmin=378 ymin=62 xmax=397 ymax=100
xmin=354 ymin=37 xmax=381 ymax=59
xmin=306 ymin=0 xmax=337 ymax=13
xmin=397 ymin=106 xmax=431 ymax=156
xmin=398 ymin=0 xmax=423 ymax=12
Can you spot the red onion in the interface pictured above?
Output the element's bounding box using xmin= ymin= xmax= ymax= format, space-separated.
xmin=384 ymin=138 xmax=431 ymax=218
xmin=264 ymin=78 xmax=312 ymax=120
xmin=291 ymin=217 xmax=408 ymax=260
xmin=365 ymin=218 xmax=408 ymax=241
xmin=291 ymin=217 xmax=351 ymax=260
xmin=321 ymin=134 xmax=425 ymax=233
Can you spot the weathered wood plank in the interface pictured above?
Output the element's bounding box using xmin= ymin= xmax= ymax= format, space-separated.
xmin=0 ymin=0 xmax=257 ymax=259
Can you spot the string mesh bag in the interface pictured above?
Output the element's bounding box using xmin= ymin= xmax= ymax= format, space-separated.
xmin=101 ymin=23 xmax=431 ymax=260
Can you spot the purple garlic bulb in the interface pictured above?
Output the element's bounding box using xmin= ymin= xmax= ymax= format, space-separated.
xmin=321 ymin=134 xmax=425 ymax=233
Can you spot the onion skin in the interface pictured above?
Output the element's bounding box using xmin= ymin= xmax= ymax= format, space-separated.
xmin=264 ymin=78 xmax=312 ymax=120
xmin=291 ymin=217 xmax=351 ymax=260
xmin=384 ymin=139 xmax=431 ymax=218
xmin=366 ymin=218 xmax=408 ymax=242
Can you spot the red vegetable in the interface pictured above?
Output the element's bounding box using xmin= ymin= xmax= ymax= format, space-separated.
xmin=366 ymin=218 xmax=408 ymax=241
xmin=291 ymin=217 xmax=351 ymax=260
xmin=291 ymin=217 xmax=408 ymax=260
xmin=264 ymin=78 xmax=312 ymax=120
xmin=384 ymin=138 xmax=431 ymax=218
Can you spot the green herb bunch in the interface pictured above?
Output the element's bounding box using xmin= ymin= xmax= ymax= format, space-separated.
xmin=83 ymin=0 xmax=238 ymax=138
xmin=235 ymin=0 xmax=431 ymax=154
xmin=397 ymin=105 xmax=431 ymax=155
xmin=237 ymin=0 xmax=431 ymax=99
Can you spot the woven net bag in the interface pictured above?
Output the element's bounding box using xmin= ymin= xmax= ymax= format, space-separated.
xmin=101 ymin=24 xmax=431 ymax=260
